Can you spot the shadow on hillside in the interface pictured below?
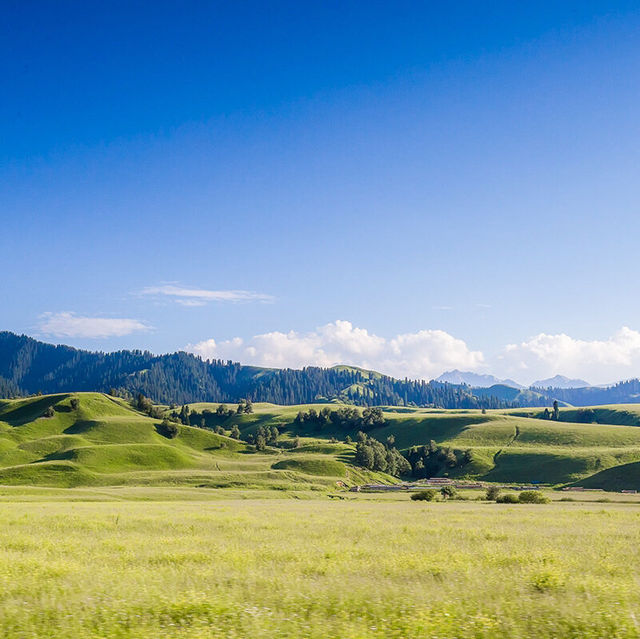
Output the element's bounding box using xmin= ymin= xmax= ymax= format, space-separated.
xmin=64 ymin=420 xmax=99 ymax=435
xmin=369 ymin=414 xmax=491 ymax=449
xmin=34 ymin=449 xmax=77 ymax=464
xmin=1 ymin=395 xmax=70 ymax=426
xmin=336 ymin=451 xmax=355 ymax=464
xmin=571 ymin=460 xmax=640 ymax=491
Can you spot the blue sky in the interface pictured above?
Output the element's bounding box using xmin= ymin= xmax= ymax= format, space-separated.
xmin=3 ymin=1 xmax=640 ymax=384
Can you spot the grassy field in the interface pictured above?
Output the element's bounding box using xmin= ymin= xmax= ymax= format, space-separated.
xmin=4 ymin=393 xmax=640 ymax=489
xmin=0 ymin=488 xmax=639 ymax=638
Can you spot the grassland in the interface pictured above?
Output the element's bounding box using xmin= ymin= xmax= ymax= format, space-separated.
xmin=208 ymin=401 xmax=640 ymax=488
xmin=0 ymin=489 xmax=639 ymax=638
xmin=0 ymin=393 xmax=386 ymax=489
xmin=4 ymin=393 xmax=640 ymax=489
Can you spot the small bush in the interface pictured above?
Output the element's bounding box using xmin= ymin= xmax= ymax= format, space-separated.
xmin=70 ymin=398 xmax=80 ymax=410
xmin=519 ymin=490 xmax=550 ymax=504
xmin=158 ymin=419 xmax=179 ymax=439
xmin=485 ymin=485 xmax=501 ymax=501
xmin=42 ymin=406 xmax=55 ymax=418
xmin=440 ymin=485 xmax=457 ymax=500
xmin=411 ymin=489 xmax=437 ymax=502
xmin=559 ymin=497 xmax=576 ymax=502
xmin=530 ymin=569 xmax=565 ymax=592
xmin=496 ymin=493 xmax=519 ymax=504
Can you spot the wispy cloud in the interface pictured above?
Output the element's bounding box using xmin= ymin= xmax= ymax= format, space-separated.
xmin=38 ymin=312 xmax=151 ymax=339
xmin=140 ymin=285 xmax=274 ymax=305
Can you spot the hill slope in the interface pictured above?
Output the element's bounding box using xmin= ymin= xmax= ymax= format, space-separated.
xmin=4 ymin=393 xmax=640 ymax=490
xmin=185 ymin=401 xmax=640 ymax=489
xmin=0 ymin=393 xmax=384 ymax=489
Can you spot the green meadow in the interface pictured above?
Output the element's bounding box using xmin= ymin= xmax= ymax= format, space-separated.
xmin=0 ymin=490 xmax=639 ymax=638
xmin=3 ymin=393 xmax=640 ymax=489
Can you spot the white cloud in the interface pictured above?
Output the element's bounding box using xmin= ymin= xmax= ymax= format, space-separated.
xmin=187 ymin=320 xmax=484 ymax=379
xmin=38 ymin=312 xmax=151 ymax=339
xmin=497 ymin=327 xmax=640 ymax=385
xmin=140 ymin=285 xmax=274 ymax=304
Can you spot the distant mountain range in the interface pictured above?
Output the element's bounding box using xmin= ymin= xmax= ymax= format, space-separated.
xmin=436 ymin=370 xmax=524 ymax=388
xmin=530 ymin=375 xmax=591 ymax=389
xmin=437 ymin=370 xmax=592 ymax=390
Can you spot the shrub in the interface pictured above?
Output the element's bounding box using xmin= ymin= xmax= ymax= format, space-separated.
xmin=530 ymin=569 xmax=565 ymax=592
xmin=158 ymin=419 xmax=179 ymax=439
xmin=70 ymin=398 xmax=80 ymax=410
xmin=485 ymin=485 xmax=501 ymax=501
xmin=519 ymin=490 xmax=550 ymax=504
xmin=440 ymin=485 xmax=457 ymax=500
xmin=43 ymin=406 xmax=55 ymax=418
xmin=411 ymin=489 xmax=437 ymax=502
xmin=496 ymin=493 xmax=519 ymax=504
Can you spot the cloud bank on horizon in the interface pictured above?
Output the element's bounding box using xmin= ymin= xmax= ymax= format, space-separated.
xmin=188 ymin=321 xmax=640 ymax=386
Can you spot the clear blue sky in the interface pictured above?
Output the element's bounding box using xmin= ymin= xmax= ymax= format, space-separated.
xmin=3 ymin=1 xmax=640 ymax=383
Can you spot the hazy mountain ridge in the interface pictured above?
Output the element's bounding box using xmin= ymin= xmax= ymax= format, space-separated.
xmin=531 ymin=375 xmax=591 ymax=389
xmin=436 ymin=370 xmax=524 ymax=389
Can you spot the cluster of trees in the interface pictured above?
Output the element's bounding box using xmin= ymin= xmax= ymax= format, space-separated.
xmin=531 ymin=378 xmax=640 ymax=406
xmin=354 ymin=432 xmax=411 ymax=476
xmin=0 ymin=375 xmax=22 ymax=398
xmin=134 ymin=393 xmax=165 ymax=420
xmin=244 ymin=425 xmax=280 ymax=450
xmin=294 ymin=406 xmax=386 ymax=431
xmin=175 ymin=401 xmax=253 ymax=432
xmin=236 ymin=399 xmax=254 ymax=414
xmin=405 ymin=441 xmax=472 ymax=478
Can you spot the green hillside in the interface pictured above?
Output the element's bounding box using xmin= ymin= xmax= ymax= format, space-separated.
xmin=185 ymin=401 xmax=640 ymax=488
xmin=3 ymin=394 xmax=640 ymax=490
xmin=0 ymin=393 xmax=384 ymax=489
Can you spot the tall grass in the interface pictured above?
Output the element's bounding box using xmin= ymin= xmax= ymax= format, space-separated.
xmin=0 ymin=492 xmax=639 ymax=637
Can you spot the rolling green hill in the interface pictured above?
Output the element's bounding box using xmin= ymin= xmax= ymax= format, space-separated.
xmin=0 ymin=393 xmax=388 ymax=489
xmin=184 ymin=401 xmax=640 ymax=488
xmin=3 ymin=393 xmax=640 ymax=490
